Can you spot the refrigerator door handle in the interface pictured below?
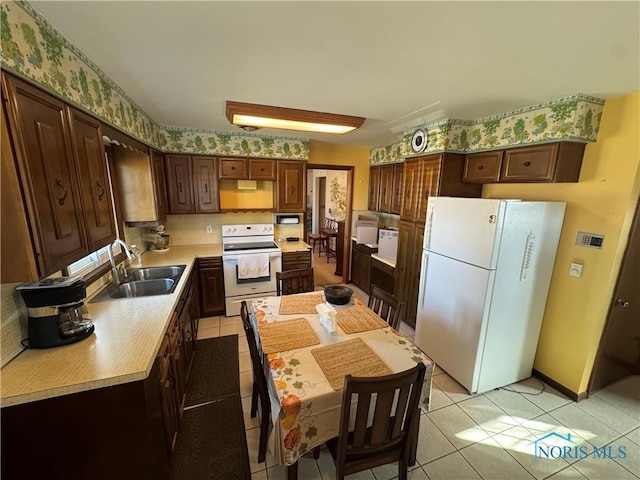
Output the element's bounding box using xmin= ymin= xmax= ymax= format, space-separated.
xmin=419 ymin=252 xmax=429 ymax=310
xmin=424 ymin=205 xmax=434 ymax=249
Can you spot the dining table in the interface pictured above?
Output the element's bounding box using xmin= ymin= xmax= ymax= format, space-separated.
xmin=249 ymin=292 xmax=434 ymax=478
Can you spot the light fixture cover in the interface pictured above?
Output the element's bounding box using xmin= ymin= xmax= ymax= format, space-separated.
xmin=226 ymin=101 xmax=365 ymax=135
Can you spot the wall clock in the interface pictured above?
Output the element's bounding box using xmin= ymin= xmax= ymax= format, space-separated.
xmin=410 ymin=128 xmax=427 ymax=154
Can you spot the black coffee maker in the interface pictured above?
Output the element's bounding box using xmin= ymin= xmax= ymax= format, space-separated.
xmin=17 ymin=277 xmax=95 ymax=348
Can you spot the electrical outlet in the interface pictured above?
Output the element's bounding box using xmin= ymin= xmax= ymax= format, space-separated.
xmin=206 ymin=225 xmax=212 ymax=234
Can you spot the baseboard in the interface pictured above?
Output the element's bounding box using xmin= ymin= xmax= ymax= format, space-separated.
xmin=532 ymin=369 xmax=588 ymax=402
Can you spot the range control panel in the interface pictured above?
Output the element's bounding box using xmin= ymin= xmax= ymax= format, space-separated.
xmin=576 ymin=231 xmax=605 ymax=249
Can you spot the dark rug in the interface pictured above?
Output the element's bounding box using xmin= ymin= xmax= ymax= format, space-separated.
xmin=170 ymin=396 xmax=250 ymax=480
xmin=185 ymin=335 xmax=240 ymax=407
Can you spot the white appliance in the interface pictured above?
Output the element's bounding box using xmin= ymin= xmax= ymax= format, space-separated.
xmin=222 ymin=224 xmax=282 ymax=316
xmin=414 ymin=197 xmax=566 ymax=394
xmin=377 ymin=229 xmax=399 ymax=259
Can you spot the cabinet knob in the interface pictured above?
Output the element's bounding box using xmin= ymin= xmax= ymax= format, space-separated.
xmin=524 ymin=161 xmax=531 ymax=167
xmin=231 ymin=166 xmax=235 ymax=170
xmin=54 ymin=178 xmax=68 ymax=206
xmin=477 ymin=165 xmax=484 ymax=170
xmin=95 ymin=181 xmax=105 ymax=200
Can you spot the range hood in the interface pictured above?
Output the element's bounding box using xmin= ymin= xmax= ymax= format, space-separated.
xmin=237 ymin=180 xmax=257 ymax=190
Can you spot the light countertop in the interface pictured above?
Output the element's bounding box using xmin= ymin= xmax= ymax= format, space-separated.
xmin=371 ymin=254 xmax=396 ymax=268
xmin=276 ymin=240 xmax=312 ymax=252
xmin=0 ymin=244 xmax=223 ymax=408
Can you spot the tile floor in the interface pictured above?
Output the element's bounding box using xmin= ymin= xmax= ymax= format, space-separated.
xmin=198 ymin=316 xmax=640 ymax=480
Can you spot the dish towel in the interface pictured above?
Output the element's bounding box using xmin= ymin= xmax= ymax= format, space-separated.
xmin=237 ymin=253 xmax=270 ymax=280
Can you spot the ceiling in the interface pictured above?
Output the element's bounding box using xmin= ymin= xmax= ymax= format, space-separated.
xmin=30 ymin=1 xmax=640 ymax=148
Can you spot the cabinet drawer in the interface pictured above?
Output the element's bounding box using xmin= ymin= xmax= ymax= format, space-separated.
xmin=249 ymin=159 xmax=276 ymax=180
xmin=464 ymin=151 xmax=503 ymax=183
xmin=197 ymin=257 xmax=222 ymax=269
xmin=219 ymin=158 xmax=247 ymax=179
xmin=371 ymin=257 xmax=394 ymax=276
xmin=282 ymin=250 xmax=312 ymax=270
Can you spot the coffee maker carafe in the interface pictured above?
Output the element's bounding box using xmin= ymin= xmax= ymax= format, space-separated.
xmin=17 ymin=277 xmax=95 ymax=349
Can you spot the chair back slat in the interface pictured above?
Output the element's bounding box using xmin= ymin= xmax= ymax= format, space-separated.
xmin=368 ymin=285 xmax=404 ymax=330
xmin=276 ymin=268 xmax=315 ymax=296
xmin=391 ymin=385 xmax=411 ymax=439
xmin=370 ymin=390 xmax=395 ymax=445
xmin=352 ymin=391 xmax=371 ymax=448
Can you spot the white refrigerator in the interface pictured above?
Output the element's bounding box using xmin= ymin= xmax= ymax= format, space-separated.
xmin=414 ymin=197 xmax=566 ymax=394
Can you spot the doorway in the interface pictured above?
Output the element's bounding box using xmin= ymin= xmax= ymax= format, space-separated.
xmin=588 ymin=198 xmax=640 ymax=393
xmin=305 ymin=165 xmax=354 ymax=284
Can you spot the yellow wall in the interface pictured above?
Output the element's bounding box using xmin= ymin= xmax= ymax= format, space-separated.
xmin=308 ymin=141 xmax=370 ymax=211
xmin=483 ymin=92 xmax=640 ymax=394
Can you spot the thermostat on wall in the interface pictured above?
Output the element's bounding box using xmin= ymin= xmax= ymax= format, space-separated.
xmin=576 ymin=232 xmax=604 ymax=249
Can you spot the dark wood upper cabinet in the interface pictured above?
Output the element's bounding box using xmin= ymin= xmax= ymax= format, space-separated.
xmin=249 ymin=158 xmax=276 ymax=180
xmin=276 ymin=161 xmax=305 ymax=212
xmin=368 ymin=166 xmax=381 ymax=211
xmin=390 ymin=163 xmax=404 ymax=215
xmin=378 ymin=165 xmax=394 ymax=213
xmin=151 ymin=150 xmax=169 ymax=217
xmin=400 ymin=158 xmax=421 ymax=222
xmin=3 ymin=74 xmax=88 ymax=276
xmin=68 ymin=107 xmax=116 ymax=252
xmin=463 ymin=142 xmax=585 ymax=184
xmin=192 ymin=156 xmax=219 ymax=213
xmin=165 ymin=154 xmax=195 ymax=214
xmin=501 ymin=142 xmax=585 ymax=183
xmin=219 ymin=157 xmax=276 ymax=181
xmin=463 ymin=151 xmax=504 ymax=183
xmin=219 ymin=157 xmax=247 ymax=179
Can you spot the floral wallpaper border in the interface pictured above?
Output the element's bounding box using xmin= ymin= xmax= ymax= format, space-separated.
xmin=1 ymin=1 xmax=309 ymax=160
xmin=370 ymin=94 xmax=605 ymax=165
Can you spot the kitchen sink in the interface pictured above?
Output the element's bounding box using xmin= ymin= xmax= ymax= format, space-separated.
xmin=125 ymin=265 xmax=185 ymax=282
xmin=91 ymin=265 xmax=186 ymax=302
xmin=108 ymin=279 xmax=175 ymax=298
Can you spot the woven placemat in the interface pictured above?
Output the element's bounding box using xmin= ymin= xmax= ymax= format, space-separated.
xmin=311 ymin=338 xmax=392 ymax=390
xmin=278 ymin=294 xmax=324 ymax=314
xmin=258 ymin=317 xmax=320 ymax=354
xmin=336 ymin=305 xmax=389 ymax=334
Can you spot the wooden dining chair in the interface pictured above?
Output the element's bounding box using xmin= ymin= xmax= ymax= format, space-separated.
xmin=368 ymin=284 xmax=404 ymax=330
xmin=325 ymin=363 xmax=426 ymax=480
xmin=307 ymin=231 xmax=325 ymax=255
xmin=240 ymin=301 xmax=271 ymax=463
xmin=276 ymin=268 xmax=315 ymax=296
xmin=322 ymin=219 xmax=339 ymax=263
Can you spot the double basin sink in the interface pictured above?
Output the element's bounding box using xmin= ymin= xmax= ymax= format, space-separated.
xmin=91 ymin=265 xmax=186 ymax=302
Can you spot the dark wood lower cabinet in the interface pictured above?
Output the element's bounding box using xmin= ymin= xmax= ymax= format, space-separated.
xmin=370 ymin=257 xmax=395 ymax=296
xmin=1 ymin=363 xmax=169 ymax=480
xmin=198 ymin=257 xmax=225 ymax=316
xmin=282 ymin=250 xmax=312 ymax=271
xmin=350 ymin=240 xmax=378 ymax=293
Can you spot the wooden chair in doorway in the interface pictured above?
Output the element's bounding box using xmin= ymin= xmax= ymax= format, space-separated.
xmin=240 ymin=301 xmax=271 ymax=463
xmin=325 ymin=363 xmax=426 ymax=480
xmin=276 ymin=268 xmax=315 ymax=296
xmin=321 ymin=218 xmax=339 ymax=263
xmin=368 ymin=285 xmax=404 ymax=330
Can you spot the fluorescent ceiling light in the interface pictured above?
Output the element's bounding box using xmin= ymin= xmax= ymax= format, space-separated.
xmin=226 ymin=101 xmax=365 ymax=135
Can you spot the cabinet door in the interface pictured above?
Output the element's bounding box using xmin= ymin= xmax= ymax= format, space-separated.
xmin=157 ymin=336 xmax=178 ymax=456
xmin=378 ymin=165 xmax=394 ymax=213
xmin=165 ymin=154 xmax=194 ymax=213
xmin=400 ymin=159 xmax=421 ymax=221
xmin=4 ymin=74 xmax=87 ymax=275
xmin=192 ymin=156 xmax=219 ymax=213
xmin=179 ymin=296 xmax=195 ymax=382
xmin=219 ymin=157 xmax=248 ymax=179
xmin=501 ymin=143 xmax=558 ymax=182
xmin=68 ymin=107 xmax=116 ymax=252
xmin=198 ymin=258 xmax=225 ymax=316
xmin=390 ymin=163 xmax=404 ymax=215
xmin=464 ymin=151 xmax=503 ymax=183
xmin=368 ymin=166 xmax=381 ymax=211
xmin=151 ymin=150 xmax=169 ymax=217
xmin=395 ymin=221 xmax=415 ymax=319
xmin=249 ymin=159 xmax=276 ymax=180
xmin=277 ymin=161 xmax=305 ymax=212
xmin=404 ymin=225 xmax=425 ymax=328
xmin=417 ymin=157 xmax=442 ymax=225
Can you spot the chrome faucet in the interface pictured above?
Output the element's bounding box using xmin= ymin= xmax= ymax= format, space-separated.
xmin=108 ymin=238 xmax=133 ymax=285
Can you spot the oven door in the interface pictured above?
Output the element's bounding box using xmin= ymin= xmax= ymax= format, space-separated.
xmin=222 ymin=252 xmax=282 ymax=297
